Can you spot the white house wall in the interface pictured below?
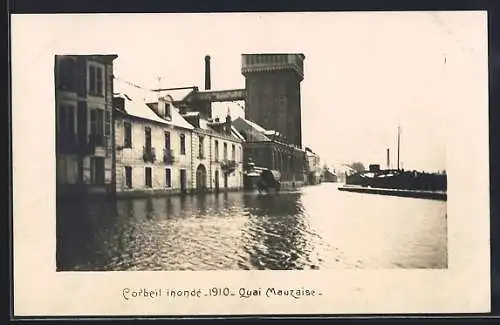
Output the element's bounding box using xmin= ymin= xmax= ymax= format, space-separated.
xmin=191 ymin=130 xmax=244 ymax=190
xmin=114 ymin=116 xmax=193 ymax=195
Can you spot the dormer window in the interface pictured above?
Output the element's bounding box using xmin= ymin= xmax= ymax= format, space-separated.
xmin=165 ymin=102 xmax=172 ymax=120
xmin=158 ymin=98 xmax=172 ymax=120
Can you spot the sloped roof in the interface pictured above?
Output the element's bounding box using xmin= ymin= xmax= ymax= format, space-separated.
xmin=182 ymin=111 xmax=200 ymax=117
xmin=231 ymin=125 xmax=245 ymax=141
xmin=182 ymin=114 xmax=244 ymax=142
xmin=232 ymin=117 xmax=271 ymax=142
xmin=199 ymin=118 xmax=211 ymax=131
xmin=115 ymin=93 xmax=194 ymax=130
xmin=211 ymin=101 xmax=245 ymax=113
xmin=156 ymin=88 xmax=196 ymax=102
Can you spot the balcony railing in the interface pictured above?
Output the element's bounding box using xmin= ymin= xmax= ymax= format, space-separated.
xmin=86 ymin=134 xmax=108 ymax=156
xmin=143 ymin=146 xmax=156 ymax=163
xmin=163 ymin=148 xmax=175 ymax=165
xmin=89 ymin=134 xmax=106 ymax=147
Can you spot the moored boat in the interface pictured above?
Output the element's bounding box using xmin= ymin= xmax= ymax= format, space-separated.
xmin=244 ymin=162 xmax=281 ymax=194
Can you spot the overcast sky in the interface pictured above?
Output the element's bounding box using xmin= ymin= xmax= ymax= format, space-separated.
xmin=14 ymin=11 xmax=487 ymax=172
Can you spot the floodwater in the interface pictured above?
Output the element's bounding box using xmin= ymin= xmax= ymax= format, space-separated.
xmin=56 ymin=183 xmax=447 ymax=271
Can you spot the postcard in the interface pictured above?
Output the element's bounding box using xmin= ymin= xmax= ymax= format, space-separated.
xmin=11 ymin=11 xmax=490 ymax=316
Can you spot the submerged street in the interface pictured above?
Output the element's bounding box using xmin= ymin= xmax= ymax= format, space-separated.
xmin=57 ymin=183 xmax=447 ymax=271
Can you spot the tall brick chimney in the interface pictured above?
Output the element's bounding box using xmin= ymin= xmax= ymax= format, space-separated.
xmin=387 ymin=148 xmax=390 ymax=169
xmin=205 ymin=55 xmax=211 ymax=90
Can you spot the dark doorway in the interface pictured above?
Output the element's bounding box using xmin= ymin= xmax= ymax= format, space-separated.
xmin=196 ymin=164 xmax=207 ymax=191
xmin=180 ymin=169 xmax=187 ymax=193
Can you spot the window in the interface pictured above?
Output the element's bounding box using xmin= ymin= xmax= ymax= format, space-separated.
xmin=90 ymin=108 xmax=104 ymax=145
xmin=165 ymin=103 xmax=171 ymax=119
xmin=88 ymin=64 xmax=104 ymax=96
xmin=165 ymin=168 xmax=171 ymax=187
xmin=57 ymin=57 xmax=76 ymax=91
xmin=124 ymin=122 xmax=132 ymax=147
xmin=90 ymin=157 xmax=105 ymax=185
xmin=198 ymin=136 xmax=204 ymax=158
xmin=180 ymin=134 xmax=186 ymax=155
xmin=58 ymin=104 xmax=76 ymax=140
xmin=145 ymin=167 xmax=152 ymax=187
xmin=214 ymin=140 xmax=219 ymax=161
xmin=125 ymin=166 xmax=132 ymax=188
xmin=145 ymin=127 xmax=151 ymax=149
xmin=232 ymin=144 xmax=236 ymax=161
xmin=164 ymin=131 xmax=171 ymax=150
xmin=223 ymin=142 xmax=228 ymax=161
xmin=105 ymin=111 xmax=111 ymax=136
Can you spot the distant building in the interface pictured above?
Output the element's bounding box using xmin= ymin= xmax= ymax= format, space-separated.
xmin=55 ymin=54 xmax=118 ymax=197
xmin=305 ymin=148 xmax=322 ymax=185
xmin=232 ymin=117 xmax=305 ymax=186
xmin=113 ymin=93 xmax=194 ymax=196
xmin=323 ymin=168 xmax=338 ymax=183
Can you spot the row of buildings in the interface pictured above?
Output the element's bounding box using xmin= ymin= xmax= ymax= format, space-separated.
xmin=55 ymin=54 xmax=322 ymax=198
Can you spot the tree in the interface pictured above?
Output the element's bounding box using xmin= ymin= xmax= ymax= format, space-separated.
xmin=349 ymin=162 xmax=366 ymax=173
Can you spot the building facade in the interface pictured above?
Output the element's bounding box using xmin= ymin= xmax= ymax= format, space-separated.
xmin=182 ymin=112 xmax=245 ymax=192
xmin=305 ymin=148 xmax=322 ymax=185
xmin=232 ymin=117 xmax=306 ymax=187
xmin=113 ymin=94 xmax=195 ymax=196
xmin=55 ymin=54 xmax=118 ymax=197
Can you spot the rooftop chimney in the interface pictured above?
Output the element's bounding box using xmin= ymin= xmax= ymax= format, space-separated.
xmin=205 ymin=55 xmax=211 ymax=90
xmin=225 ymin=107 xmax=232 ymax=134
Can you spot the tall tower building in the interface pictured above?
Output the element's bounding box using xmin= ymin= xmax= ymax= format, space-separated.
xmin=241 ymin=53 xmax=305 ymax=147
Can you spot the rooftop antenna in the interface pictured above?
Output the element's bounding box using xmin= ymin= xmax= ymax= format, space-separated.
xmin=156 ymin=76 xmax=162 ymax=100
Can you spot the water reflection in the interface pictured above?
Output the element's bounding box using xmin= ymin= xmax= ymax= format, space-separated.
xmin=241 ymin=193 xmax=309 ymax=270
xmin=57 ymin=184 xmax=447 ymax=271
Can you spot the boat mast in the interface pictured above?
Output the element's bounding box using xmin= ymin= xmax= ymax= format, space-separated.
xmin=397 ymin=125 xmax=401 ymax=171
